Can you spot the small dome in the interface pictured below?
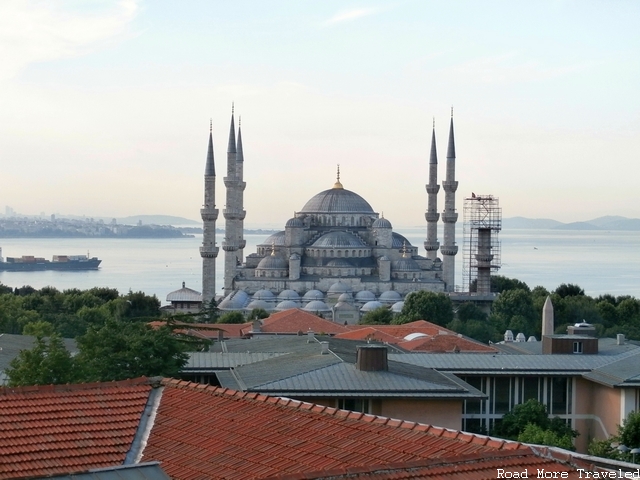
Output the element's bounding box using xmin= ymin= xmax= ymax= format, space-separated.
xmin=218 ymin=290 xmax=250 ymax=310
xmin=275 ymin=300 xmax=299 ymax=311
xmin=312 ymin=231 xmax=367 ymax=248
xmin=337 ymin=292 xmax=353 ymax=303
xmin=326 ymin=259 xmax=353 ymax=268
xmin=259 ymin=231 xmax=286 ymax=246
xmin=379 ymin=255 xmax=390 ymax=261
xmin=245 ymin=299 xmax=271 ymax=311
xmin=285 ymin=217 xmax=304 ymax=228
xmin=277 ymin=289 xmax=300 ymax=301
xmin=360 ymin=300 xmax=384 ymax=312
xmin=527 ymin=336 xmax=537 ymax=342
xmin=355 ymin=290 xmax=376 ymax=302
xmin=303 ymin=300 xmax=331 ymax=313
xmin=257 ymin=255 xmax=288 ymax=270
xmin=391 ymin=301 xmax=404 ymax=313
xmin=404 ymin=332 xmax=429 ymax=341
xmin=303 ymin=289 xmax=325 ymax=301
xmin=328 ymin=281 xmax=351 ymax=294
xmin=515 ymin=332 xmax=527 ymax=342
xmin=372 ymin=217 xmax=392 ymax=229
xmin=379 ymin=290 xmax=402 ymax=303
xmin=392 ymin=258 xmax=421 ymax=271
xmin=392 ymin=232 xmax=413 ymax=249
xmin=253 ymin=289 xmax=276 ymax=301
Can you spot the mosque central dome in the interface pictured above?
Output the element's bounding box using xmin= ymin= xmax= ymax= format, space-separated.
xmin=300 ymin=187 xmax=374 ymax=214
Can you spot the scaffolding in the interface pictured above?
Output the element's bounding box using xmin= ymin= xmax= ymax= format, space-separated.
xmin=462 ymin=195 xmax=502 ymax=293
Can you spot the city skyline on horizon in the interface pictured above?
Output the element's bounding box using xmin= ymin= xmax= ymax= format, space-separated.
xmin=1 ymin=1 xmax=638 ymax=227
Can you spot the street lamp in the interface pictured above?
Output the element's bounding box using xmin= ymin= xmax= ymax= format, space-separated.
xmin=631 ymin=448 xmax=640 ymax=464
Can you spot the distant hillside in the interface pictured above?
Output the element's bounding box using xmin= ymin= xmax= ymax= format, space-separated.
xmin=117 ymin=215 xmax=199 ymax=226
xmin=503 ymin=216 xmax=640 ymax=231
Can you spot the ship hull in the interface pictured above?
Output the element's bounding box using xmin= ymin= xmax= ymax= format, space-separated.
xmin=0 ymin=259 xmax=102 ymax=272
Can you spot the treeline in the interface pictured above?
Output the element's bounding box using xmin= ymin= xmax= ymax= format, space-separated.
xmin=360 ymin=276 xmax=640 ymax=343
xmin=0 ymin=283 xmax=162 ymax=338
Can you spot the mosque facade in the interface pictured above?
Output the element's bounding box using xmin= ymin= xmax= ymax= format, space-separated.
xmin=200 ymin=108 xmax=459 ymax=321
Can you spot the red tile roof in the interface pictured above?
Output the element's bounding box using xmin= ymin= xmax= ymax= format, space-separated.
xmin=259 ymin=309 xmax=349 ymax=335
xmin=142 ymin=379 xmax=527 ymax=480
xmin=0 ymin=378 xmax=153 ymax=479
xmin=264 ymin=450 xmax=581 ymax=479
xmin=400 ymin=335 xmax=497 ymax=353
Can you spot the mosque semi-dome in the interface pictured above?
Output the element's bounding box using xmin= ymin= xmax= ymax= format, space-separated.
xmin=257 ymin=255 xmax=288 ymax=270
xmin=372 ymin=217 xmax=392 ymax=229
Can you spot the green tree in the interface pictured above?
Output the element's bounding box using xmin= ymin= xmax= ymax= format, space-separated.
xmin=618 ymin=410 xmax=640 ymax=451
xmin=554 ymin=283 xmax=585 ymax=298
xmin=23 ymin=320 xmax=55 ymax=337
xmin=395 ymin=291 xmax=453 ymax=326
xmin=489 ymin=289 xmax=538 ymax=338
xmin=247 ymin=308 xmax=269 ymax=320
xmin=74 ymin=319 xmax=188 ymax=382
xmin=360 ymin=306 xmax=394 ymax=325
xmin=6 ymin=334 xmax=76 ymax=386
xmin=456 ymin=302 xmax=487 ymax=322
xmin=217 ymin=311 xmax=246 ymax=324
xmin=493 ymin=399 xmax=578 ymax=450
xmin=517 ymin=423 xmax=575 ymax=450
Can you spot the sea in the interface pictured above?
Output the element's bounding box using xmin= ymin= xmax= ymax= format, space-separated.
xmin=0 ymin=228 xmax=638 ymax=305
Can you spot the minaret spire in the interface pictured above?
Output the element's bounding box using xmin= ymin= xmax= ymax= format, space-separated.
xmin=200 ymin=119 xmax=219 ymax=306
xmin=424 ymin=119 xmax=440 ymax=261
xmin=441 ymin=109 xmax=459 ymax=292
xmin=223 ymin=104 xmax=247 ymax=295
xmin=333 ymin=164 xmax=343 ymax=189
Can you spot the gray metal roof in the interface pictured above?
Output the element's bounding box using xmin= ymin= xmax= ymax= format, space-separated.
xmin=583 ymin=354 xmax=640 ymax=387
xmin=389 ymin=348 xmax=640 ymax=374
xmin=244 ymin=360 xmax=484 ymax=399
xmin=166 ymin=286 xmax=202 ymax=302
xmin=185 ymin=352 xmax=287 ymax=370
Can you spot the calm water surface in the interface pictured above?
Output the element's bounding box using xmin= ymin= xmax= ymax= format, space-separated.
xmin=1 ymin=228 xmax=638 ymax=304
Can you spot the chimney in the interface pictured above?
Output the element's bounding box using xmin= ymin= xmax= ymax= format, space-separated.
xmin=617 ymin=333 xmax=626 ymax=345
xmin=252 ymin=320 xmax=261 ymax=333
xmin=320 ymin=341 xmax=329 ymax=355
xmin=356 ymin=345 xmax=388 ymax=371
xmin=307 ymin=330 xmax=315 ymax=343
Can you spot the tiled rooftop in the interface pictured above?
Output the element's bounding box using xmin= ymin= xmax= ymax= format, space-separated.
xmin=0 ymin=378 xmax=153 ymax=479
xmin=142 ymin=378 xmax=526 ymax=480
xmin=259 ymin=309 xmax=349 ymax=335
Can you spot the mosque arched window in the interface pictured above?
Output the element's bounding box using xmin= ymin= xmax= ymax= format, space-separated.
xmin=337 ymin=250 xmax=342 ymax=257
xmin=322 ymin=251 xmax=326 ymax=257
xmin=345 ymin=250 xmax=349 ymax=257
xmin=358 ymin=250 xmax=362 ymax=257
xmin=403 ymin=273 xmax=407 ymax=279
xmin=330 ymin=250 xmax=334 ymax=257
xmin=351 ymin=216 xmax=354 ymax=225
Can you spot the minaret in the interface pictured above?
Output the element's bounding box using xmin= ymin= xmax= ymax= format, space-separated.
xmin=200 ymin=119 xmax=219 ymax=306
xmin=424 ymin=118 xmax=440 ymax=261
xmin=235 ymin=116 xmax=246 ymax=263
xmin=441 ymin=109 xmax=458 ymax=292
xmin=222 ymin=104 xmax=246 ymax=295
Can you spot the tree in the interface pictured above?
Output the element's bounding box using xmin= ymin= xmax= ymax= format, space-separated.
xmin=360 ymin=306 xmax=394 ymax=325
xmin=395 ymin=291 xmax=453 ymax=326
xmin=6 ymin=334 xmax=76 ymax=386
xmin=248 ymin=308 xmax=269 ymax=320
xmin=493 ymin=399 xmax=578 ymax=450
xmin=618 ymin=410 xmax=640 ymax=451
xmin=489 ymin=289 xmax=538 ymax=338
xmin=554 ymin=283 xmax=585 ymax=298
xmin=74 ymin=319 xmax=188 ymax=382
xmin=217 ymin=311 xmax=246 ymax=324
xmin=23 ymin=320 xmax=55 ymax=337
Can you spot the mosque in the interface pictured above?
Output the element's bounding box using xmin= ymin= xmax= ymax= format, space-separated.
xmin=199 ymin=108 xmax=459 ymax=322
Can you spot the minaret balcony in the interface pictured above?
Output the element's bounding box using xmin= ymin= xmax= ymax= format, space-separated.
xmin=426 ymin=185 xmax=440 ymax=194
xmin=441 ymin=212 xmax=458 ymax=223
xmin=199 ymin=245 xmax=219 ymax=258
xmin=440 ymin=245 xmax=458 ymax=256
xmin=239 ymin=240 xmax=246 ymax=249
xmin=425 ymin=212 xmax=440 ymax=222
xmin=442 ymin=180 xmax=459 ymax=192
xmin=200 ymin=208 xmax=219 ymax=221
xmin=222 ymin=241 xmax=239 ymax=252
xmin=424 ymin=241 xmax=440 ymax=251
xmin=223 ymin=208 xmax=246 ymax=220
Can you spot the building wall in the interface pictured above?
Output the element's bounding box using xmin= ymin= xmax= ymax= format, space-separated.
xmin=297 ymin=397 xmax=462 ymax=431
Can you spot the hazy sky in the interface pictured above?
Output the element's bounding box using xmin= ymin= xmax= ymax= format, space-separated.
xmin=1 ymin=0 xmax=638 ymax=227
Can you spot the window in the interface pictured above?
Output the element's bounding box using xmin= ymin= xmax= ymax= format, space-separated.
xmin=573 ymin=342 xmax=583 ymax=354
xmin=338 ymin=398 xmax=369 ymax=413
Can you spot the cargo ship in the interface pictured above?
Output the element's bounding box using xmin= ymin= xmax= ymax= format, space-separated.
xmin=0 ymin=248 xmax=101 ymax=271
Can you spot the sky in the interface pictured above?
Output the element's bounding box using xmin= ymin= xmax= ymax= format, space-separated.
xmin=1 ymin=0 xmax=639 ymax=228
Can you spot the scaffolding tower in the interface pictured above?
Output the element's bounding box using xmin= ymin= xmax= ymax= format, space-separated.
xmin=462 ymin=195 xmax=502 ymax=293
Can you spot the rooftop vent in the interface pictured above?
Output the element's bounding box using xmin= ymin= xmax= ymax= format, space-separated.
xmin=356 ymin=345 xmax=388 ymax=371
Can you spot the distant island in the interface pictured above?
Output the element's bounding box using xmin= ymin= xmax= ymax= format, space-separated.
xmin=503 ymin=215 xmax=640 ymax=231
